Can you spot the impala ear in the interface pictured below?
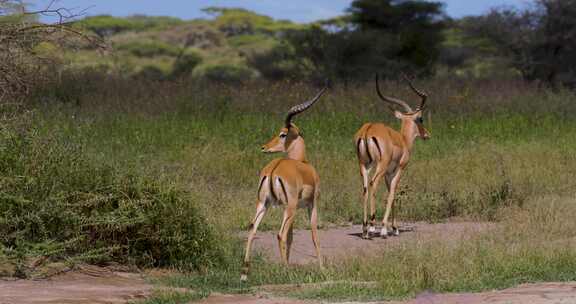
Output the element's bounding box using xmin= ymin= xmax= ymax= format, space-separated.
xmin=394 ymin=111 xmax=403 ymax=119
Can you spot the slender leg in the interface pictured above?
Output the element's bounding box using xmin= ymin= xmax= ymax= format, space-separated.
xmin=360 ymin=165 xmax=370 ymax=238
xmin=385 ymin=174 xmax=400 ymax=236
xmin=369 ymin=163 xmax=387 ymax=236
xmin=278 ymin=205 xmax=296 ymax=265
xmin=381 ymin=170 xmax=402 ymax=238
xmin=241 ymin=201 xmax=267 ymax=281
xmin=308 ymin=202 xmax=322 ymax=268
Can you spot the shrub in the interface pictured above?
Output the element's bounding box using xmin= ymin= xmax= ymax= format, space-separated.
xmin=0 ymin=110 xmax=224 ymax=275
xmin=76 ymin=15 xmax=145 ymax=37
xmin=134 ymin=65 xmax=168 ymax=81
xmin=171 ymin=49 xmax=203 ymax=78
xmin=197 ymin=63 xmax=257 ymax=83
xmin=115 ymin=40 xmax=180 ymax=58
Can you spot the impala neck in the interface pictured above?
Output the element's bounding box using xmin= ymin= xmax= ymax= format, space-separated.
xmin=400 ymin=122 xmax=418 ymax=152
xmin=286 ymin=136 xmax=307 ymax=162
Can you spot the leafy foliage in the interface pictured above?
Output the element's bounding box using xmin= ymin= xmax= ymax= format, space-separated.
xmin=461 ymin=0 xmax=576 ymax=85
xmin=171 ymin=48 xmax=203 ymax=78
xmin=0 ymin=109 xmax=225 ymax=275
xmin=115 ymin=40 xmax=180 ymax=57
xmin=76 ymin=15 xmax=184 ymax=37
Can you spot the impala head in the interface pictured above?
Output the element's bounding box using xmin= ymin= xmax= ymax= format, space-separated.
xmin=261 ymin=86 xmax=328 ymax=153
xmin=261 ymin=124 xmax=302 ymax=153
xmin=375 ymin=74 xmax=430 ymax=141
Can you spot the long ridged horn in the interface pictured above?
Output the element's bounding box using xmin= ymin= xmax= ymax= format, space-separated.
xmin=402 ymin=73 xmax=428 ymax=110
xmin=284 ymin=86 xmax=327 ymax=128
xmin=375 ymin=74 xmax=413 ymax=113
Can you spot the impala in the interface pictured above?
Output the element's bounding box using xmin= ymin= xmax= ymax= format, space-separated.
xmin=241 ymin=86 xmax=327 ymax=281
xmin=355 ymin=74 xmax=430 ymax=239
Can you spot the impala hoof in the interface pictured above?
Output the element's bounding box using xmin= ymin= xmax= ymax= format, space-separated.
xmin=392 ymin=227 xmax=400 ymax=236
xmin=380 ymin=227 xmax=388 ymax=238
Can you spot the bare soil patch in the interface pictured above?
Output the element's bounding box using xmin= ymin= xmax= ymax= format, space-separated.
xmin=251 ymin=221 xmax=494 ymax=264
xmin=0 ymin=266 xmax=152 ymax=304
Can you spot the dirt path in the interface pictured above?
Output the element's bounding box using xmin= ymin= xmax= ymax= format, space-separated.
xmin=0 ymin=266 xmax=151 ymax=304
xmin=252 ymin=221 xmax=494 ymax=264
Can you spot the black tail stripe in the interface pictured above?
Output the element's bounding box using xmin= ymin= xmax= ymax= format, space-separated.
xmin=372 ymin=137 xmax=382 ymax=158
xmin=356 ymin=138 xmax=362 ymax=156
xmin=277 ymin=177 xmax=289 ymax=203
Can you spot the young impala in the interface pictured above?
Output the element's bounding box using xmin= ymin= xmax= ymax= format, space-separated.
xmin=355 ymin=74 xmax=430 ymax=239
xmin=241 ymin=86 xmax=327 ymax=281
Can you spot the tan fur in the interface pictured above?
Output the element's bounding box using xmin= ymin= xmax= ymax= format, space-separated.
xmin=242 ymin=123 xmax=322 ymax=281
xmin=355 ymin=110 xmax=430 ymax=239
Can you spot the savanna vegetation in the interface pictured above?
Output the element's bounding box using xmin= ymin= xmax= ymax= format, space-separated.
xmin=1 ymin=0 xmax=576 ymax=303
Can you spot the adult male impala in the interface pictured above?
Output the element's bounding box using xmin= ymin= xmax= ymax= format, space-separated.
xmin=355 ymin=75 xmax=430 ymax=239
xmin=241 ymin=86 xmax=327 ymax=281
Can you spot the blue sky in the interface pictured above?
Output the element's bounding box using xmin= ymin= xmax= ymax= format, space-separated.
xmin=35 ymin=0 xmax=528 ymax=24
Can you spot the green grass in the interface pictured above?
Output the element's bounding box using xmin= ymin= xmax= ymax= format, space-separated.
xmin=3 ymin=77 xmax=576 ymax=300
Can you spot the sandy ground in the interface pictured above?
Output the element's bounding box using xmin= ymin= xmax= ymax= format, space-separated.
xmin=251 ymin=222 xmax=494 ymax=264
xmin=0 ymin=266 xmax=151 ymax=304
xmin=1 ymin=223 xmax=575 ymax=304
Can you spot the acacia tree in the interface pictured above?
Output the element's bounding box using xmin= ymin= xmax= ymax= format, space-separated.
xmin=0 ymin=0 xmax=102 ymax=101
xmin=463 ymin=0 xmax=576 ymax=85
xmin=251 ymin=0 xmax=447 ymax=82
xmin=347 ymin=0 xmax=446 ymax=71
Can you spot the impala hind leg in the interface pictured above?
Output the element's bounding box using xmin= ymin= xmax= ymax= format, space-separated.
xmin=360 ymin=165 xmax=370 ymax=238
xmin=369 ymin=163 xmax=387 ymax=237
xmin=278 ymin=205 xmax=296 ymax=265
xmin=382 ymin=170 xmax=402 ymax=238
xmin=241 ymin=201 xmax=268 ymax=281
xmin=308 ymin=202 xmax=322 ymax=267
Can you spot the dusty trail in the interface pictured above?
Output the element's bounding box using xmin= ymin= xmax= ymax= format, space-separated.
xmin=0 ymin=266 xmax=151 ymax=304
xmin=251 ymin=221 xmax=494 ymax=264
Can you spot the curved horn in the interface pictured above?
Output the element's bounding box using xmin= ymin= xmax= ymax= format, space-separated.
xmin=375 ymin=74 xmax=413 ymax=113
xmin=402 ymin=74 xmax=428 ymax=110
xmin=285 ymin=86 xmax=328 ymax=128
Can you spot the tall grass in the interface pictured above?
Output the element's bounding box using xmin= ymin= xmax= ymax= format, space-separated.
xmin=31 ymin=76 xmax=576 ymax=230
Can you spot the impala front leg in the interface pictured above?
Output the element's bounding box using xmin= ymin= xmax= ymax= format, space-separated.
xmin=385 ymin=174 xmax=400 ymax=236
xmin=309 ymin=192 xmax=322 ymax=267
xmin=241 ymin=201 xmax=268 ymax=281
xmin=381 ymin=169 xmax=402 ymax=238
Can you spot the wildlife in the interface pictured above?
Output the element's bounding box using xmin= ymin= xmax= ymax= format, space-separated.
xmin=241 ymin=86 xmax=327 ymax=281
xmin=355 ymin=74 xmax=430 ymax=239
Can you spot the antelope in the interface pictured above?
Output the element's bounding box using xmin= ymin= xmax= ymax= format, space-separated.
xmin=241 ymin=86 xmax=327 ymax=281
xmin=355 ymin=74 xmax=430 ymax=239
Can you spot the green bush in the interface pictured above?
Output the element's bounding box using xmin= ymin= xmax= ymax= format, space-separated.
xmin=0 ymin=111 xmax=224 ymax=274
xmin=171 ymin=49 xmax=203 ymax=78
xmin=116 ymin=40 xmax=180 ymax=58
xmin=197 ymin=63 xmax=257 ymax=83
xmin=76 ymin=15 xmax=145 ymax=37
xmin=134 ymin=65 xmax=168 ymax=81
xmin=76 ymin=15 xmax=183 ymax=37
